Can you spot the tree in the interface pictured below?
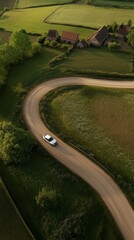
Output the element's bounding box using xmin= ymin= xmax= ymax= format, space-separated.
xmin=111 ymin=21 xmax=118 ymax=33
xmin=9 ymin=30 xmax=32 ymax=59
xmin=0 ymin=121 xmax=33 ymax=165
xmin=127 ymin=30 xmax=134 ymax=47
xmin=128 ymin=19 xmax=132 ymax=27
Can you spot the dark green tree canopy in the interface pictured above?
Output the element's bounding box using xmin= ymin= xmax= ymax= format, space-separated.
xmin=0 ymin=121 xmax=33 ymax=165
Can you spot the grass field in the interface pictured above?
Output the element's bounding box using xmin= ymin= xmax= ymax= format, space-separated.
xmin=0 ymin=7 xmax=94 ymax=37
xmin=45 ymin=4 xmax=134 ymax=28
xmin=42 ymin=86 xmax=134 ymax=203
xmin=0 ymin=46 xmax=121 ymax=239
xmin=0 ymin=177 xmax=34 ymax=240
xmin=62 ymin=48 xmax=131 ymax=73
xmin=16 ymin=0 xmax=73 ymax=8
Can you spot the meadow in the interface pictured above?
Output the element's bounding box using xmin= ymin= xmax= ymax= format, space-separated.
xmin=45 ymin=4 xmax=134 ymax=28
xmin=0 ymin=7 xmax=94 ymax=37
xmin=16 ymin=0 xmax=73 ymax=8
xmin=62 ymin=48 xmax=131 ymax=73
xmin=0 ymin=177 xmax=34 ymax=240
xmin=42 ymin=86 xmax=134 ymax=204
xmin=0 ymin=46 xmax=121 ymax=239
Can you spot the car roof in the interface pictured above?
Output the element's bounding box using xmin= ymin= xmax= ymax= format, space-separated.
xmin=45 ymin=134 xmax=51 ymax=139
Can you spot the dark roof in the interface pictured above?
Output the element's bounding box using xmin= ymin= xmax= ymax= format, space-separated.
xmin=48 ymin=30 xmax=59 ymax=38
xmin=80 ymin=39 xmax=87 ymax=46
xmin=61 ymin=31 xmax=79 ymax=41
xmin=117 ymin=25 xmax=131 ymax=36
xmin=88 ymin=26 xmax=109 ymax=43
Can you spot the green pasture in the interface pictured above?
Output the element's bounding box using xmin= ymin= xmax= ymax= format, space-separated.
xmin=62 ymin=48 xmax=131 ymax=73
xmin=45 ymin=4 xmax=134 ymax=28
xmin=43 ymin=86 xmax=134 ymax=202
xmin=0 ymin=177 xmax=34 ymax=240
xmin=16 ymin=0 xmax=73 ymax=8
xmin=0 ymin=7 xmax=93 ymax=37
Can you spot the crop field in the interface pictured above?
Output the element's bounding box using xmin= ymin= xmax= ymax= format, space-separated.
xmin=0 ymin=177 xmax=34 ymax=240
xmin=0 ymin=7 xmax=93 ymax=37
xmin=43 ymin=86 xmax=134 ymax=203
xmin=16 ymin=0 xmax=73 ymax=9
xmin=62 ymin=49 xmax=131 ymax=73
xmin=45 ymin=4 xmax=134 ymax=28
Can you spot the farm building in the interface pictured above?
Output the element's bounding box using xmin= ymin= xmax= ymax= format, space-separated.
xmin=117 ymin=24 xmax=131 ymax=38
xmin=77 ymin=39 xmax=87 ymax=48
xmin=61 ymin=31 xmax=79 ymax=45
xmin=47 ymin=30 xmax=59 ymax=41
xmin=87 ymin=26 xmax=109 ymax=46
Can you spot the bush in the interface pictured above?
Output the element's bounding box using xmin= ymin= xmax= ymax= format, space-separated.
xmin=32 ymin=42 xmax=41 ymax=55
xmin=108 ymin=41 xmax=120 ymax=50
xmin=35 ymin=187 xmax=61 ymax=210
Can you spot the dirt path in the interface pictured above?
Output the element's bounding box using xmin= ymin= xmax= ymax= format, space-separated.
xmin=23 ymin=77 xmax=134 ymax=240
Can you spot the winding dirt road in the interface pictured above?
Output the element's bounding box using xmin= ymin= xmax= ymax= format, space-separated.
xmin=23 ymin=77 xmax=134 ymax=240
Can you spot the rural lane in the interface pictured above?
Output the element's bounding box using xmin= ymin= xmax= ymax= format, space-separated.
xmin=23 ymin=77 xmax=134 ymax=240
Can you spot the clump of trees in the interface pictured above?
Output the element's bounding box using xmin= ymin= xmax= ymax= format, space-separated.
xmin=0 ymin=29 xmax=41 ymax=89
xmin=0 ymin=121 xmax=34 ymax=165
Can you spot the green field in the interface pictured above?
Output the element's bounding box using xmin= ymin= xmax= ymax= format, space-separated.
xmin=42 ymin=86 xmax=134 ymax=204
xmin=16 ymin=0 xmax=73 ymax=8
xmin=62 ymin=48 xmax=131 ymax=73
xmin=45 ymin=4 xmax=134 ymax=28
xmin=0 ymin=177 xmax=34 ymax=240
xmin=0 ymin=7 xmax=94 ymax=37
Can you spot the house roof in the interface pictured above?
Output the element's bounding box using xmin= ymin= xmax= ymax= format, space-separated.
xmin=48 ymin=30 xmax=59 ymax=38
xmin=78 ymin=39 xmax=87 ymax=47
xmin=117 ymin=25 xmax=131 ymax=36
xmin=88 ymin=26 xmax=109 ymax=44
xmin=61 ymin=31 xmax=79 ymax=41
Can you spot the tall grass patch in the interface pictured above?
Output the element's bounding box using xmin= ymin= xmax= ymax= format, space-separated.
xmin=42 ymin=86 xmax=134 ymax=204
xmin=45 ymin=4 xmax=134 ymax=28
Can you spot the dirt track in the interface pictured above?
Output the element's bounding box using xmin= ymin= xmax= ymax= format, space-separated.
xmin=23 ymin=77 xmax=134 ymax=240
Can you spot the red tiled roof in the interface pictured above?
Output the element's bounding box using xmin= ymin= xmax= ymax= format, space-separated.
xmin=61 ymin=31 xmax=79 ymax=41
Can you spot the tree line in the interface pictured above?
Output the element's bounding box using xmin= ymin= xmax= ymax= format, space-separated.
xmin=0 ymin=29 xmax=41 ymax=88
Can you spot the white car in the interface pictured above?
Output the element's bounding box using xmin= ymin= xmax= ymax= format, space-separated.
xmin=43 ymin=134 xmax=57 ymax=146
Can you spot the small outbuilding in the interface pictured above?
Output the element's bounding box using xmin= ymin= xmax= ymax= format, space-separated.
xmin=77 ymin=39 xmax=87 ymax=48
xmin=117 ymin=24 xmax=131 ymax=38
xmin=61 ymin=31 xmax=79 ymax=45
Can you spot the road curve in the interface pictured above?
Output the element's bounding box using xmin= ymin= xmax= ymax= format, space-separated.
xmin=23 ymin=77 xmax=134 ymax=240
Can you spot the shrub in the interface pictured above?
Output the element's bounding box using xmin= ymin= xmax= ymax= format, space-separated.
xmin=108 ymin=41 xmax=120 ymax=50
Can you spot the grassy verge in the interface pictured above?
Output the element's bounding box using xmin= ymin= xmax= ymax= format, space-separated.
xmin=0 ymin=47 xmax=122 ymax=239
xmin=41 ymin=86 xmax=134 ymax=206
